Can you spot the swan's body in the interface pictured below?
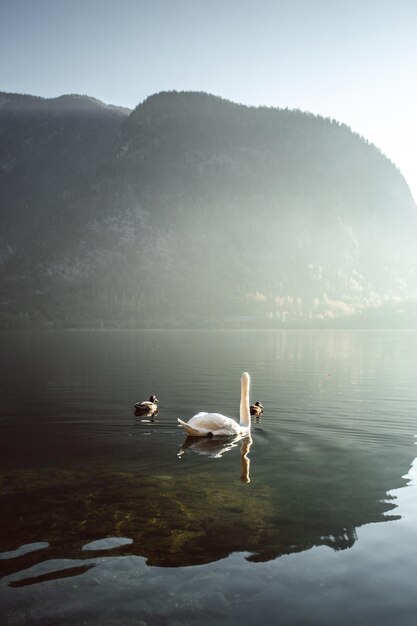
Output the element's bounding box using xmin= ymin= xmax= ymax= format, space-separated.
xmin=178 ymin=412 xmax=246 ymax=437
xmin=134 ymin=395 xmax=159 ymax=416
xmin=178 ymin=372 xmax=251 ymax=437
xmin=250 ymin=401 xmax=264 ymax=417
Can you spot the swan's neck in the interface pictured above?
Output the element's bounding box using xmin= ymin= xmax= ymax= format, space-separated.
xmin=239 ymin=372 xmax=251 ymax=428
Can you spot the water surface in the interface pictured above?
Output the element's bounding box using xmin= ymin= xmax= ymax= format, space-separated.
xmin=1 ymin=330 xmax=417 ymax=624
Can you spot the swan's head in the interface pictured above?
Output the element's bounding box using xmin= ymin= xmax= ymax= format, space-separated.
xmin=241 ymin=372 xmax=250 ymax=384
xmin=149 ymin=395 xmax=159 ymax=403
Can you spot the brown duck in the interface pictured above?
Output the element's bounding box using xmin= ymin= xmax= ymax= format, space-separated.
xmin=250 ymin=401 xmax=264 ymax=417
xmin=134 ymin=395 xmax=159 ymax=417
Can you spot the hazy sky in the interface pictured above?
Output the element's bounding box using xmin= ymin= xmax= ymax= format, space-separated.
xmin=1 ymin=0 xmax=416 ymax=198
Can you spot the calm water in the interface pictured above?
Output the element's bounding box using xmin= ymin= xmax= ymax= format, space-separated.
xmin=1 ymin=329 xmax=417 ymax=625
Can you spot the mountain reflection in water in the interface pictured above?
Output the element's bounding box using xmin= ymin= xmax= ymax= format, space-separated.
xmin=0 ymin=330 xmax=416 ymax=588
xmin=0 ymin=436 xmax=402 ymax=577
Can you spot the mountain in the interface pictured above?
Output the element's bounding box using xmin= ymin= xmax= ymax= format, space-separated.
xmin=0 ymin=92 xmax=129 ymax=261
xmin=1 ymin=90 xmax=416 ymax=328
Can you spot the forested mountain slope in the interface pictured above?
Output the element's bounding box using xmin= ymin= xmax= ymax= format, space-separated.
xmin=1 ymin=90 xmax=416 ymax=328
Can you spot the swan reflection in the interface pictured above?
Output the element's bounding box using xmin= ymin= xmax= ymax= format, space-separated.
xmin=240 ymin=436 xmax=252 ymax=483
xmin=178 ymin=434 xmax=252 ymax=482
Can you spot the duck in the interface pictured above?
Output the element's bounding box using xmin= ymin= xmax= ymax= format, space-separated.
xmin=134 ymin=395 xmax=159 ymax=416
xmin=250 ymin=401 xmax=264 ymax=417
xmin=178 ymin=372 xmax=251 ymax=437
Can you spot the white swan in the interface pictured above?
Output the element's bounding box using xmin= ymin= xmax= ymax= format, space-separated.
xmin=178 ymin=372 xmax=251 ymax=437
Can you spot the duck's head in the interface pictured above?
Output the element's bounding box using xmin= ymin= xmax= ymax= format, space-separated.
xmin=254 ymin=401 xmax=263 ymax=408
xmin=149 ymin=395 xmax=159 ymax=404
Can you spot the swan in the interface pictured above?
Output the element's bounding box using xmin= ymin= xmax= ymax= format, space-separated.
xmin=250 ymin=401 xmax=264 ymax=417
xmin=134 ymin=395 xmax=159 ymax=416
xmin=178 ymin=372 xmax=251 ymax=437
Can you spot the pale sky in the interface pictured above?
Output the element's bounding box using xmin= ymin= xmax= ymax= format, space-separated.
xmin=1 ymin=0 xmax=416 ymax=198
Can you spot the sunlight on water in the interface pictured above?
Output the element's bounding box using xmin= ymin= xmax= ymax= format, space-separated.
xmin=1 ymin=330 xmax=417 ymax=624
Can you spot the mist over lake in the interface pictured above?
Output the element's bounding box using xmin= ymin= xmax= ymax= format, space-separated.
xmin=1 ymin=329 xmax=417 ymax=624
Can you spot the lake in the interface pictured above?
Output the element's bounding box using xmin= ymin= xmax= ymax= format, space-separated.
xmin=1 ymin=329 xmax=417 ymax=625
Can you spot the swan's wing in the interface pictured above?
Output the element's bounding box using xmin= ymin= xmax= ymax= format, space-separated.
xmin=188 ymin=412 xmax=210 ymax=421
xmin=179 ymin=412 xmax=241 ymax=436
xmin=187 ymin=412 xmax=230 ymax=429
xmin=177 ymin=418 xmax=208 ymax=437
